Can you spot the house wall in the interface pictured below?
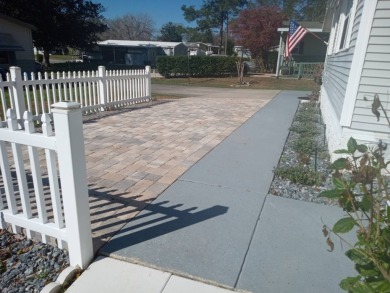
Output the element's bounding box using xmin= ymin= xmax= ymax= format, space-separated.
xmin=321 ymin=0 xmax=390 ymax=160
xmin=322 ymin=0 xmax=364 ymax=120
xmin=173 ymin=43 xmax=188 ymax=56
xmin=321 ymin=0 xmax=364 ymax=158
xmin=300 ymin=34 xmax=328 ymax=58
xmin=350 ymin=0 xmax=390 ymax=136
xmin=0 ymin=17 xmax=35 ymax=73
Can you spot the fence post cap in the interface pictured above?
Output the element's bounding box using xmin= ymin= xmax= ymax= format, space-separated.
xmin=51 ymin=101 xmax=81 ymax=111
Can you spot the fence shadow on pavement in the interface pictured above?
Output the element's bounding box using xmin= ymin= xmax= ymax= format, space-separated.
xmin=88 ymin=184 xmax=228 ymax=255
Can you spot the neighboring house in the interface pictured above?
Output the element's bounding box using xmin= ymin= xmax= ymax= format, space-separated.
xmin=0 ymin=13 xmax=35 ymax=74
xmin=276 ymin=21 xmax=329 ymax=79
xmin=186 ymin=42 xmax=220 ymax=56
xmin=97 ymin=40 xmax=187 ymax=67
xmin=320 ymin=0 xmax=390 ymax=160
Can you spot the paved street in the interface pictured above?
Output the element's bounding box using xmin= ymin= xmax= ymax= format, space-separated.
xmin=84 ymin=87 xmax=278 ymax=250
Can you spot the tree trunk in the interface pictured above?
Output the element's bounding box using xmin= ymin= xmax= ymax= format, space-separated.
xmin=43 ymin=49 xmax=51 ymax=67
xmin=219 ymin=12 xmax=224 ymax=54
xmin=225 ymin=15 xmax=228 ymax=56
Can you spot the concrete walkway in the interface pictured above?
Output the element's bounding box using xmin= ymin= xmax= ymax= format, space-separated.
xmin=84 ymin=87 xmax=277 ymax=250
xmin=68 ymin=89 xmax=355 ymax=292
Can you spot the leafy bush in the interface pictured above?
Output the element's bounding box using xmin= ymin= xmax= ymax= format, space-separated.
xmin=289 ymin=122 xmax=320 ymax=136
xmin=321 ymin=138 xmax=390 ymax=292
xmin=36 ymin=54 xmax=43 ymax=63
xmin=292 ymin=136 xmax=321 ymax=155
xmin=274 ymin=166 xmax=323 ymax=186
xmin=156 ymin=56 xmax=236 ymax=78
xmin=294 ymin=107 xmax=320 ymax=123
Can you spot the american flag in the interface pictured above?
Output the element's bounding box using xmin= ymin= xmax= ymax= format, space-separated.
xmin=284 ymin=20 xmax=308 ymax=59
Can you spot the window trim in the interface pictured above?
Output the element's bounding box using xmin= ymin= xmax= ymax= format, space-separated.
xmin=327 ymin=0 xmax=357 ymax=54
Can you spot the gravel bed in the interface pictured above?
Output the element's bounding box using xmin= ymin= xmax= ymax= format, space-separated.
xmin=268 ymin=102 xmax=338 ymax=206
xmin=0 ymin=229 xmax=69 ymax=293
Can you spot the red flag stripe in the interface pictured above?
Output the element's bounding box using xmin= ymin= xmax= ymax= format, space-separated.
xmin=289 ymin=28 xmax=307 ymax=49
xmin=284 ymin=21 xmax=308 ymax=59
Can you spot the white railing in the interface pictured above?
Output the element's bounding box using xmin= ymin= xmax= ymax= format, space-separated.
xmin=0 ymin=65 xmax=151 ymax=122
xmin=0 ymin=102 xmax=93 ymax=269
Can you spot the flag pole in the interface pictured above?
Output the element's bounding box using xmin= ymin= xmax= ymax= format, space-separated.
xmin=306 ymin=29 xmax=328 ymax=46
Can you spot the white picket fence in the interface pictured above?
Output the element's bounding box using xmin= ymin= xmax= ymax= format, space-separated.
xmin=0 ymin=65 xmax=152 ymax=122
xmin=0 ymin=102 xmax=93 ymax=269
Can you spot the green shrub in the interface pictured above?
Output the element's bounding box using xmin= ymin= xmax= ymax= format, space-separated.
xmin=320 ymin=138 xmax=390 ymax=291
xmin=274 ymin=166 xmax=323 ymax=186
xmin=294 ymin=108 xmax=320 ymax=123
xmin=36 ymin=54 xmax=43 ymax=63
xmin=156 ymin=55 xmax=236 ymax=78
xmin=292 ymin=136 xmax=320 ymax=155
xmin=289 ymin=122 xmax=320 ymax=136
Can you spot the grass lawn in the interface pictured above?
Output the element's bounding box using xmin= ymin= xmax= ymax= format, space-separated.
xmin=49 ymin=54 xmax=80 ymax=62
xmin=152 ymin=76 xmax=320 ymax=92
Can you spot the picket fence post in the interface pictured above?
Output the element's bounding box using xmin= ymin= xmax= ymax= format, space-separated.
xmin=51 ymin=101 xmax=93 ymax=269
xmin=10 ymin=67 xmax=26 ymax=121
xmin=145 ymin=65 xmax=152 ymax=100
xmin=98 ymin=66 xmax=107 ymax=109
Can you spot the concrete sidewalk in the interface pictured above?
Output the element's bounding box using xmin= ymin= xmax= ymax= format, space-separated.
xmin=68 ymin=91 xmax=355 ymax=292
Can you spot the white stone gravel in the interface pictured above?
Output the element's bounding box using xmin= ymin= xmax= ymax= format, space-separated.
xmin=268 ymin=103 xmax=337 ymax=206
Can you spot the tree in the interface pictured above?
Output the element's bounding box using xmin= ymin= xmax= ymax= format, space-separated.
xmin=231 ymin=6 xmax=285 ymax=58
xmin=182 ymin=0 xmax=248 ymax=54
xmin=100 ymin=13 xmax=154 ymax=41
xmin=158 ymin=22 xmax=185 ymax=42
xmin=0 ymin=0 xmax=107 ymax=66
xmin=184 ymin=27 xmax=214 ymax=43
xmin=255 ymin=0 xmax=327 ymax=21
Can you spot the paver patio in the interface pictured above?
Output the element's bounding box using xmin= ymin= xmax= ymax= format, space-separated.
xmin=84 ymin=89 xmax=278 ymax=250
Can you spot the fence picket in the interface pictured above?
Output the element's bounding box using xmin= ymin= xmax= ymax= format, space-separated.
xmin=24 ymin=111 xmax=47 ymax=224
xmin=0 ymin=86 xmax=7 ymax=120
xmin=42 ymin=114 xmax=64 ymax=229
xmin=8 ymin=109 xmax=32 ymax=220
xmin=0 ymin=138 xmax=17 ymax=215
xmin=51 ymin=72 xmax=57 ymax=104
xmin=45 ymin=72 xmax=51 ymax=110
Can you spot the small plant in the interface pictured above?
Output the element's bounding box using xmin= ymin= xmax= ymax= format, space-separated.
xmin=36 ymin=54 xmax=44 ymax=63
xmin=294 ymin=109 xmax=319 ymax=123
xmin=297 ymin=152 xmax=311 ymax=165
xmin=289 ymin=122 xmax=320 ymax=136
xmin=292 ymin=136 xmax=320 ymax=156
xmin=321 ymin=137 xmax=390 ymax=292
xmin=274 ymin=166 xmax=323 ymax=186
xmin=36 ymin=270 xmax=49 ymax=279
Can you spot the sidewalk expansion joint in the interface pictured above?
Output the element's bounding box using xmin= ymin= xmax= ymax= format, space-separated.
xmin=234 ymin=194 xmax=269 ymax=288
xmin=159 ymin=274 xmax=172 ymax=293
xmin=178 ymin=178 xmax=260 ymax=195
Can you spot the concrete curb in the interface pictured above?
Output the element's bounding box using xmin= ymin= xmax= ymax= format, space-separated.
xmin=40 ymin=266 xmax=79 ymax=293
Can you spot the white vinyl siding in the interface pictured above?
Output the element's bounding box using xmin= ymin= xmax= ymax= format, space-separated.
xmin=350 ymin=0 xmax=390 ymax=134
xmin=323 ymin=0 xmax=362 ymax=120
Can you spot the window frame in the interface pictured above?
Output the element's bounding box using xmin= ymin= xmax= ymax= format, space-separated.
xmin=327 ymin=0 xmax=356 ymax=55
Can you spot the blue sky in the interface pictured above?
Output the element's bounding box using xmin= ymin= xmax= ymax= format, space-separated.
xmin=96 ymin=0 xmax=202 ymax=30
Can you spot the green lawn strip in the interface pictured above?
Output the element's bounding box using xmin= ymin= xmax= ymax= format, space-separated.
xmin=151 ymin=77 xmax=319 ymax=91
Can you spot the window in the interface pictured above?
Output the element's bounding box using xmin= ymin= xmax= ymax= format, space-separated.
xmin=339 ymin=0 xmax=354 ymax=50
xmin=327 ymin=0 xmax=355 ymax=54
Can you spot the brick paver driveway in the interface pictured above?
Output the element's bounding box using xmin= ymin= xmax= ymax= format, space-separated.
xmin=85 ymin=86 xmax=278 ymax=250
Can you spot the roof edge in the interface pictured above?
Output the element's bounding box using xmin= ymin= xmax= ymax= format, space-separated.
xmin=0 ymin=13 xmax=36 ymax=30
